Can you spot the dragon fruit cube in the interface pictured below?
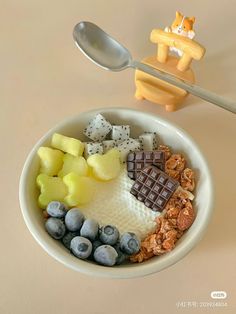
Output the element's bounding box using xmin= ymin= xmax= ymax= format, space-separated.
xmin=102 ymin=140 xmax=120 ymax=153
xmin=139 ymin=132 xmax=158 ymax=151
xmin=117 ymin=138 xmax=141 ymax=162
xmin=84 ymin=142 xmax=103 ymax=159
xmin=145 ymin=132 xmax=158 ymax=149
xmin=83 ymin=114 xmax=112 ymax=142
xmin=111 ymin=125 xmax=130 ymax=141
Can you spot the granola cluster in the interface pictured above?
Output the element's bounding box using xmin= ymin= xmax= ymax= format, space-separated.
xmin=130 ymin=145 xmax=196 ymax=263
xmin=157 ymin=144 xmax=171 ymax=160
xmin=165 ymin=153 xmax=186 ymax=180
xmin=180 ymin=168 xmax=195 ymax=191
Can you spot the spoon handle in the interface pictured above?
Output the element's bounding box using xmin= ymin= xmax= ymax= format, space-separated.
xmin=131 ymin=60 xmax=236 ymax=114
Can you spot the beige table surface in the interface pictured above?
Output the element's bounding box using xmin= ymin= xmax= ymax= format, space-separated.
xmin=1 ymin=1 xmax=236 ymax=313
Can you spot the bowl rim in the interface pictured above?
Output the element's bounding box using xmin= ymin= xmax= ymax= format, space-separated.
xmin=19 ymin=107 xmax=214 ymax=278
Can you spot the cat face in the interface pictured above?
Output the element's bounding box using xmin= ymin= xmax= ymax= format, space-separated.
xmin=171 ymin=11 xmax=195 ymax=35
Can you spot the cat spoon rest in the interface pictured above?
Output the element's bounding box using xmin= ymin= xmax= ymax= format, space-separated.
xmin=135 ymin=11 xmax=206 ymax=111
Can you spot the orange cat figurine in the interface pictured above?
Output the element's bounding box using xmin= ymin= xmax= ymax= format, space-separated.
xmin=165 ymin=11 xmax=196 ymax=56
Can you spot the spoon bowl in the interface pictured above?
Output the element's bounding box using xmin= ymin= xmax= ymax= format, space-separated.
xmin=73 ymin=22 xmax=132 ymax=71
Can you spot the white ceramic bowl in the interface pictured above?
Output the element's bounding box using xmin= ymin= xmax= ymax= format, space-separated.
xmin=19 ymin=108 xmax=213 ymax=278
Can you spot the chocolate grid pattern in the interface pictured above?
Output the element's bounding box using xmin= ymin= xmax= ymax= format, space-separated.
xmin=130 ymin=166 xmax=179 ymax=212
xmin=127 ymin=150 xmax=165 ymax=180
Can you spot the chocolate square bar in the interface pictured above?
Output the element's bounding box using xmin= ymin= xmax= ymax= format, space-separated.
xmin=127 ymin=150 xmax=165 ymax=180
xmin=130 ymin=165 xmax=179 ymax=212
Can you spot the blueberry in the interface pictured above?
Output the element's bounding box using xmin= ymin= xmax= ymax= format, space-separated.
xmin=65 ymin=208 xmax=84 ymax=232
xmin=120 ymin=232 xmax=141 ymax=255
xmin=99 ymin=225 xmax=119 ymax=245
xmin=94 ymin=245 xmax=118 ymax=266
xmin=45 ymin=217 xmax=66 ymax=240
xmin=88 ymin=240 xmax=103 ymax=261
xmin=92 ymin=240 xmax=103 ymax=253
xmin=62 ymin=232 xmax=79 ymax=250
xmin=46 ymin=201 xmax=67 ymax=218
xmin=113 ymin=243 xmax=128 ymax=265
xmin=80 ymin=219 xmax=99 ymax=241
xmin=70 ymin=236 xmax=92 ymax=259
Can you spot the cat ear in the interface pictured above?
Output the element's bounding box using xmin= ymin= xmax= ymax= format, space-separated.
xmin=189 ymin=16 xmax=196 ymax=24
xmin=175 ymin=11 xmax=182 ymax=18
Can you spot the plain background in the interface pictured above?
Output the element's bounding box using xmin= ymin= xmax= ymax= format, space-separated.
xmin=1 ymin=0 xmax=236 ymax=313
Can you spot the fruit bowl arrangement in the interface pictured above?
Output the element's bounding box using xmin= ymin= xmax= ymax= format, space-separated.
xmin=19 ymin=108 xmax=213 ymax=278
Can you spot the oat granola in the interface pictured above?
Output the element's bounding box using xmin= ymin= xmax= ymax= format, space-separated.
xmin=180 ymin=168 xmax=195 ymax=191
xmin=158 ymin=144 xmax=172 ymax=160
xmin=165 ymin=154 xmax=186 ymax=181
xmin=130 ymin=151 xmax=196 ymax=263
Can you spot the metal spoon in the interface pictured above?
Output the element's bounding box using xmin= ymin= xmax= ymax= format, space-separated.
xmin=73 ymin=21 xmax=236 ymax=114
